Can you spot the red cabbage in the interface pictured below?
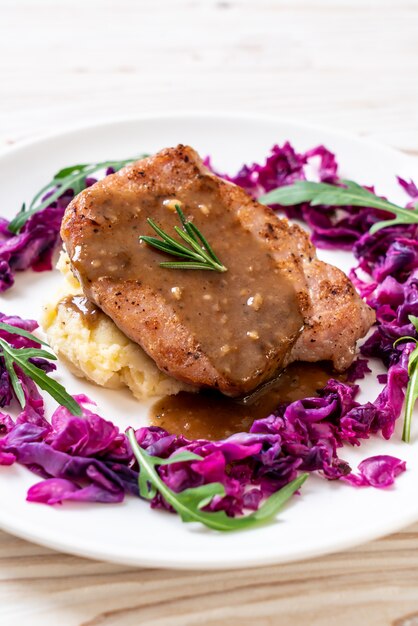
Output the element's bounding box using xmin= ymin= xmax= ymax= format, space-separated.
xmin=0 ymin=312 xmax=54 ymax=410
xmin=27 ymin=478 xmax=124 ymax=505
xmin=343 ymin=455 xmax=406 ymax=488
xmin=0 ymin=202 xmax=68 ymax=292
xmin=0 ymin=174 xmax=106 ymax=293
xmin=0 ymin=374 xmax=406 ymax=513
xmin=205 ymin=142 xmax=338 ymax=199
xmin=210 ymin=143 xmax=412 ymax=252
xmin=345 ymin=358 xmax=372 ymax=382
xmin=0 ymin=373 xmax=408 ymax=514
xmin=0 ymin=141 xmax=415 ymax=519
xmin=398 ymin=176 xmax=418 ymax=205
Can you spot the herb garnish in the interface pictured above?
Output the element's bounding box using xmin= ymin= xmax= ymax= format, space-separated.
xmin=139 ymin=205 xmax=227 ymax=272
xmin=127 ymin=428 xmax=307 ymax=531
xmin=394 ymin=315 xmax=418 ymax=443
xmin=261 ymin=181 xmax=418 ymax=441
xmin=8 ymin=157 xmax=144 ymax=234
xmin=0 ymin=322 xmax=81 ymax=416
xmin=259 ymin=179 xmax=418 ymax=234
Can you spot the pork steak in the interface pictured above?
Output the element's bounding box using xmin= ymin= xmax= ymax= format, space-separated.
xmin=61 ymin=145 xmax=375 ymax=396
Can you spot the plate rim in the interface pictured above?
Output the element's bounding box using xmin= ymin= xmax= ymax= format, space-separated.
xmin=1 ymin=110 xmax=415 ymax=167
xmin=1 ymin=487 xmax=418 ymax=570
xmin=1 ymin=112 xmax=417 ymax=570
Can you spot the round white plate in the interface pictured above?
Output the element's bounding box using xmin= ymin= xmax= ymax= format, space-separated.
xmin=1 ymin=113 xmax=417 ymax=570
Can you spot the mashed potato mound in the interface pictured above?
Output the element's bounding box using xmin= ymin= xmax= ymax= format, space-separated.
xmin=41 ymin=252 xmax=194 ymax=399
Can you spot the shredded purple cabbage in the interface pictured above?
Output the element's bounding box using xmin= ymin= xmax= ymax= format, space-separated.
xmin=0 ymin=369 xmax=407 ymax=513
xmin=342 ymin=455 xmax=406 ymax=488
xmin=1 ymin=142 xmax=415 ymax=517
xmin=0 ymin=199 xmax=70 ymax=292
xmin=0 ymin=312 xmax=54 ymax=411
xmin=0 ymin=173 xmax=105 ymax=292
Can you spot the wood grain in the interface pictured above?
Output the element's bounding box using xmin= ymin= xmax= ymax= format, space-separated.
xmin=1 ymin=0 xmax=418 ymax=624
xmin=1 ymin=0 xmax=418 ymax=152
xmin=1 ymin=525 xmax=418 ymax=625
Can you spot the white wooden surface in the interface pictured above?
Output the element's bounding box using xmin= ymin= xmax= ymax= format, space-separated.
xmin=1 ymin=0 xmax=418 ymax=624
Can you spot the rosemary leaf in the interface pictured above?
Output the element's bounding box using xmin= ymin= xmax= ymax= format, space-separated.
xmin=139 ymin=206 xmax=227 ymax=272
xmin=173 ymin=226 xmax=217 ymax=265
xmin=188 ymin=221 xmax=224 ymax=266
xmin=139 ymin=237 xmax=197 ymax=259
xmin=159 ymin=262 xmax=215 ymax=270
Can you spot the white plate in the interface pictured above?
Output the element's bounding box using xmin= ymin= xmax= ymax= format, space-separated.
xmin=0 ymin=113 xmax=417 ymax=570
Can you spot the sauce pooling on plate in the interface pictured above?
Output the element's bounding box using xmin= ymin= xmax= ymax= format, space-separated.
xmin=150 ymin=362 xmax=343 ymax=440
xmin=57 ymin=293 xmax=344 ymax=441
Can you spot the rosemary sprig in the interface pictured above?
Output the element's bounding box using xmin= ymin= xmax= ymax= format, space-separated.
xmin=127 ymin=428 xmax=308 ymax=531
xmin=259 ymin=179 xmax=418 ymax=234
xmin=8 ymin=157 xmax=145 ymax=234
xmin=394 ymin=316 xmax=418 ymax=443
xmin=0 ymin=322 xmax=81 ymax=416
xmin=139 ymin=205 xmax=227 ymax=272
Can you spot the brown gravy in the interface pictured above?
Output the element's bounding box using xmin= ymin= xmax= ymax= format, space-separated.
xmin=59 ymin=295 xmax=102 ymax=329
xmin=64 ymin=154 xmax=306 ymax=392
xmin=150 ymin=362 xmax=343 ymax=440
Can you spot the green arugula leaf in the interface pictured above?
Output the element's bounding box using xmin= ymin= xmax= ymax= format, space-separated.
xmin=127 ymin=429 xmax=308 ymax=531
xmin=8 ymin=156 xmax=147 ymax=234
xmin=0 ymin=333 xmax=81 ymax=416
xmin=259 ymin=181 xmax=335 ymax=206
xmin=409 ymin=315 xmax=418 ymax=330
xmin=137 ymin=449 xmax=202 ymax=500
xmin=399 ymin=316 xmax=418 ymax=443
xmin=0 ymin=321 xmax=49 ymax=346
xmin=258 ymin=179 xmax=418 ymax=234
xmin=53 ymin=163 xmax=90 ymax=180
xmin=2 ymin=350 xmax=25 ymax=406
xmin=260 ymin=178 xmax=418 ymax=441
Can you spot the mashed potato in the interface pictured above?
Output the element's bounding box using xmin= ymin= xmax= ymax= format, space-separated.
xmin=41 ymin=252 xmax=194 ymax=399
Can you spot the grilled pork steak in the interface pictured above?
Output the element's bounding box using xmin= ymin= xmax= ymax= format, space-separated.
xmin=61 ymin=145 xmax=374 ymax=396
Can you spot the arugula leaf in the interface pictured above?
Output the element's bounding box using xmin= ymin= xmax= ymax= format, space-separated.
xmin=0 ymin=321 xmax=49 ymax=346
xmin=260 ymin=181 xmax=336 ymax=206
xmin=8 ymin=156 xmax=147 ymax=234
xmin=137 ymin=449 xmax=203 ymax=500
xmin=53 ymin=163 xmax=90 ymax=180
xmin=396 ymin=315 xmax=418 ymax=443
xmin=0 ymin=338 xmax=81 ymax=416
xmin=258 ymin=179 xmax=418 ymax=234
xmin=2 ymin=350 xmax=25 ymax=406
xmin=0 ymin=325 xmax=81 ymax=416
xmin=127 ymin=429 xmax=308 ymax=531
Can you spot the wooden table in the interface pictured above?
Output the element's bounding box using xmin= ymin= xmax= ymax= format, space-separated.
xmin=1 ymin=1 xmax=418 ymax=623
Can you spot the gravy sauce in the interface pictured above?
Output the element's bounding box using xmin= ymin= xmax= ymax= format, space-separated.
xmin=59 ymin=295 xmax=102 ymax=329
xmin=151 ymin=362 xmax=343 ymax=440
xmin=67 ymin=167 xmax=305 ymax=388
